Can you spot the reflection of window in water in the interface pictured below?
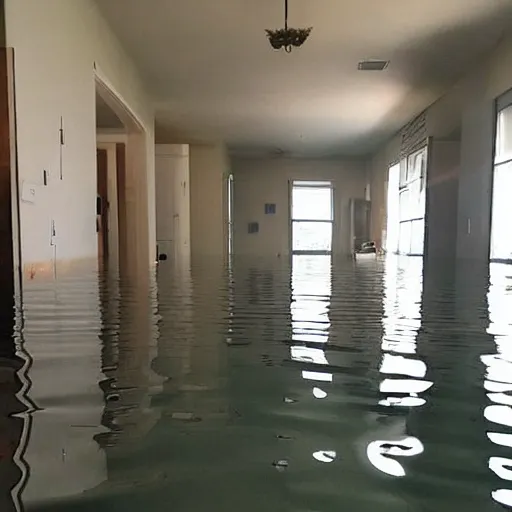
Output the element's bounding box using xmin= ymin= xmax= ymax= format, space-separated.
xmin=367 ymin=437 xmax=424 ymax=477
xmin=379 ymin=256 xmax=427 ymax=404
xmin=291 ymin=255 xmax=332 ymax=385
xmin=367 ymin=255 xmax=427 ymax=477
xmin=486 ymin=263 xmax=512 ymax=508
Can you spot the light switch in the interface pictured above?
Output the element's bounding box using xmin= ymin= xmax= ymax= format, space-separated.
xmin=21 ymin=182 xmax=38 ymax=204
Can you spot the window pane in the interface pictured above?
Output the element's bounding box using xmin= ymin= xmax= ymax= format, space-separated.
xmin=386 ymin=164 xmax=400 ymax=253
xmin=399 ymin=189 xmax=411 ymax=221
xmin=292 ymin=187 xmax=333 ymax=221
xmin=410 ymin=219 xmax=425 ymax=255
xmin=407 ymin=148 xmax=426 ymax=183
xmin=491 ymin=161 xmax=512 ymax=260
xmin=399 ymin=222 xmax=411 ymax=254
xmin=409 ymin=179 xmax=422 ymax=219
xmin=418 ymin=184 xmax=426 ymax=218
xmin=293 ymin=222 xmax=332 ymax=252
xmin=399 ymin=159 xmax=407 ymax=188
xmin=495 ymin=106 xmax=512 ymax=165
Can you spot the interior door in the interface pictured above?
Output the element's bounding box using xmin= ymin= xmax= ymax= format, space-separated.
xmin=350 ymin=198 xmax=371 ymax=252
xmin=97 ymin=149 xmax=109 ymax=262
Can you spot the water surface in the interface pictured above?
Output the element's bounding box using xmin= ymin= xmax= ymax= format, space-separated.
xmin=1 ymin=255 xmax=512 ymax=511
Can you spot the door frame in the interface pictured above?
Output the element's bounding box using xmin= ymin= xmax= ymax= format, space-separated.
xmin=96 ymin=139 xmax=122 ymax=269
xmin=1 ymin=48 xmax=22 ymax=297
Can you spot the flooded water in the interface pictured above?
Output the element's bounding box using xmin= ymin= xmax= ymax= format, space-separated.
xmin=1 ymin=255 xmax=512 ymax=511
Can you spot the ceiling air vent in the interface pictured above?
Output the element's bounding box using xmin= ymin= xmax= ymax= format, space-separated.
xmin=358 ymin=60 xmax=389 ymax=71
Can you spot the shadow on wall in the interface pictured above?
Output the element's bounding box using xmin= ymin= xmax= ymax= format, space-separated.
xmin=364 ymin=7 xmax=512 ymax=152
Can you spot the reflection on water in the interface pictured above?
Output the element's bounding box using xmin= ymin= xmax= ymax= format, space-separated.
xmin=486 ymin=263 xmax=512 ymax=508
xmin=1 ymin=256 xmax=512 ymax=509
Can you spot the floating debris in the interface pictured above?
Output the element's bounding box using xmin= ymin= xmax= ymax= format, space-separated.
xmin=180 ymin=384 xmax=209 ymax=392
xmin=171 ymin=412 xmax=201 ymax=422
xmin=272 ymin=459 xmax=289 ymax=471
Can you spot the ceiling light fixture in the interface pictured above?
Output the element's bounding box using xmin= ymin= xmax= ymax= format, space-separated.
xmin=266 ymin=0 xmax=312 ymax=53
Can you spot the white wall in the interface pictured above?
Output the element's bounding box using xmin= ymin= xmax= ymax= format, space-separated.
xmin=20 ymin=278 xmax=106 ymax=506
xmin=5 ymin=0 xmax=155 ymax=275
xmin=189 ymin=144 xmax=228 ymax=261
xmin=370 ymin=32 xmax=512 ymax=262
xmin=232 ymin=157 xmax=367 ymax=257
xmin=155 ymin=144 xmax=191 ymax=263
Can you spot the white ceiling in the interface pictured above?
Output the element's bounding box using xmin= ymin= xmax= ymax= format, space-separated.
xmin=96 ymin=0 xmax=512 ymax=157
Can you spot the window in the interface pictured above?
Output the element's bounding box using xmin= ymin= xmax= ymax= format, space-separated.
xmin=491 ymin=101 xmax=512 ymax=263
xmin=397 ymin=146 xmax=427 ymax=256
xmin=385 ymin=164 xmax=400 ymax=254
xmin=291 ymin=181 xmax=333 ymax=254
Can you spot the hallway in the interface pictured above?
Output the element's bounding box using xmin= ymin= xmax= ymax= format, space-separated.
xmin=2 ymin=1 xmax=512 ymax=510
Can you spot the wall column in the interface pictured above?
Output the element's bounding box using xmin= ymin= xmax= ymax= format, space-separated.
xmin=189 ymin=144 xmax=228 ymax=264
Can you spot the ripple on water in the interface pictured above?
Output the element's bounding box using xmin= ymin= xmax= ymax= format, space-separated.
xmin=0 ymin=256 xmax=510 ymax=511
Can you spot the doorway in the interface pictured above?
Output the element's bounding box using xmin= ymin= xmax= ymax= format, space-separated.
xmin=94 ymin=76 xmax=133 ymax=271
xmin=291 ymin=181 xmax=333 ymax=255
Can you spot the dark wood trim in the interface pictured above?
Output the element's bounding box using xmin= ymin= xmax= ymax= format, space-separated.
xmin=0 ymin=47 xmax=14 ymax=297
xmin=0 ymin=0 xmax=6 ymax=48
xmin=116 ymin=143 xmax=126 ymax=271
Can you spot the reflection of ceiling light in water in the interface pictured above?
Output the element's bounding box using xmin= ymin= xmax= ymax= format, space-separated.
xmin=265 ymin=0 xmax=312 ymax=53
xmin=291 ymin=346 xmax=328 ymax=365
xmin=313 ymin=387 xmax=327 ymax=399
xmin=379 ymin=396 xmax=426 ymax=407
xmin=313 ymin=450 xmax=336 ymax=463
xmin=492 ymin=489 xmax=512 ymax=507
xmin=485 ymin=405 xmax=512 ymax=427
xmin=302 ymin=371 xmax=332 ymax=382
xmin=488 ymin=432 xmax=512 ymax=448
xmin=380 ymin=379 xmax=433 ymax=394
xmin=367 ymin=437 xmax=424 ymax=477
xmin=380 ymin=354 xmax=427 ymax=378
